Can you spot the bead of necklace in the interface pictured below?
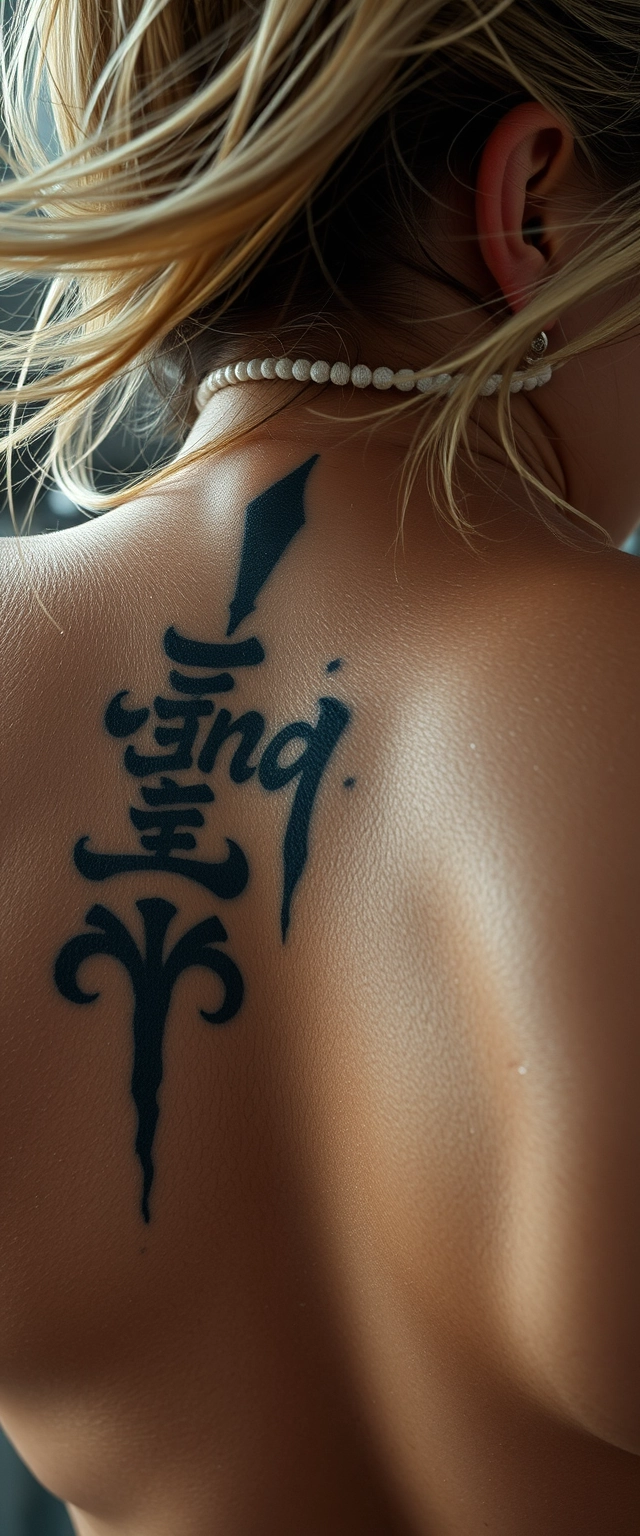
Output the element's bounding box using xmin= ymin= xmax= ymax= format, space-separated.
xmin=195 ymin=343 xmax=552 ymax=414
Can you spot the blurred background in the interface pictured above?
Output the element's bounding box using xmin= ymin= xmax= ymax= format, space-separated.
xmin=0 ymin=1436 xmax=73 ymax=1536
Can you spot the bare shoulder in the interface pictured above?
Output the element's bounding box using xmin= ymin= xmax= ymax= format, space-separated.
xmin=0 ymin=512 xmax=152 ymax=775
xmin=445 ymin=540 xmax=640 ymax=1451
xmin=447 ymin=537 xmax=640 ymax=801
xmin=0 ymin=519 xmax=107 ymax=655
xmin=0 ymin=529 xmax=99 ymax=790
xmin=443 ymin=537 xmax=640 ymax=993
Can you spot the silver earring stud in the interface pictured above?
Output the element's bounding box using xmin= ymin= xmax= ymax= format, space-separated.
xmin=524 ymin=331 xmax=549 ymax=367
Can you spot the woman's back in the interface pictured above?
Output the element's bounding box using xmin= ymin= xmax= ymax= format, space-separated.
xmin=4 ymin=426 xmax=640 ymax=1533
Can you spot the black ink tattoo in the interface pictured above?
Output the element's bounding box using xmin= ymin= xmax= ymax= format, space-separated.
xmin=258 ymin=697 xmax=350 ymax=939
xmin=163 ymin=629 xmax=266 ymax=670
xmin=104 ymin=691 xmax=150 ymax=737
xmin=227 ymin=456 xmax=317 ymax=634
xmin=55 ymin=455 xmax=354 ymax=1221
xmin=197 ymin=709 xmax=265 ymax=780
xmin=124 ymin=697 xmax=214 ymax=778
xmin=73 ymin=829 xmax=248 ymax=900
xmin=168 ymin=671 xmax=235 ymax=696
xmin=55 ymin=899 xmax=243 ymax=1222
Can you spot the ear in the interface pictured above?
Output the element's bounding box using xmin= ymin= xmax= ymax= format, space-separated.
xmin=475 ymin=102 xmax=575 ymax=314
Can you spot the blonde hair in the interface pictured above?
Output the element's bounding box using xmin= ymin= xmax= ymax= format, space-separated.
xmin=1 ymin=0 xmax=640 ymax=528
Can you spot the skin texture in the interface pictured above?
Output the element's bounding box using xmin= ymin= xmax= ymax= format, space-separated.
xmin=2 ymin=108 xmax=640 ymax=1536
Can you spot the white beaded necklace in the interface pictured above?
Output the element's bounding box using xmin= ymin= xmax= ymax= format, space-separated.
xmin=195 ymin=333 xmax=552 ymax=413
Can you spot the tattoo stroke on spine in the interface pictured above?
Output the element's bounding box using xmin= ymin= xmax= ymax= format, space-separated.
xmin=54 ymin=454 xmax=353 ymax=1221
xmin=55 ymin=900 xmax=243 ymax=1223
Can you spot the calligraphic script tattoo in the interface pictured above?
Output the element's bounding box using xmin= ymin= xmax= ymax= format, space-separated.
xmin=54 ymin=456 xmax=353 ymax=1221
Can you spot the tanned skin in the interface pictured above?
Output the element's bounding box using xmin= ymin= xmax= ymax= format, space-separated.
xmin=2 ymin=106 xmax=640 ymax=1536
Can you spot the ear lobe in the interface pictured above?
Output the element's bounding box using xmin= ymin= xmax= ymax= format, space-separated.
xmin=475 ymin=102 xmax=574 ymax=314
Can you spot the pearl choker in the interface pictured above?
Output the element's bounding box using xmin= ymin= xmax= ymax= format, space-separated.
xmin=195 ymin=339 xmax=552 ymax=413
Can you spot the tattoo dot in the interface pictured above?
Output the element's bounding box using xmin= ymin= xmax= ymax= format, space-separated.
xmin=326 ymin=658 xmax=342 ymax=673
xmin=343 ymin=776 xmax=356 ymax=789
